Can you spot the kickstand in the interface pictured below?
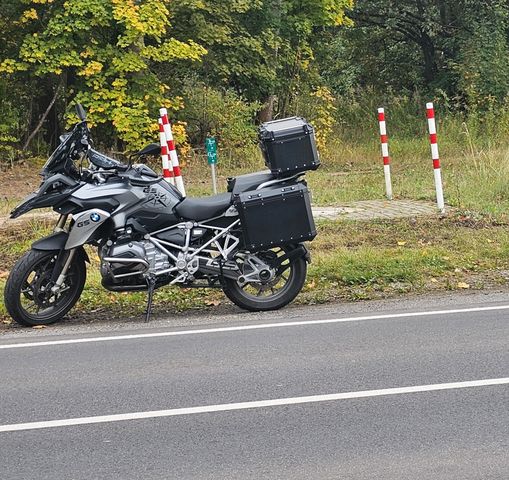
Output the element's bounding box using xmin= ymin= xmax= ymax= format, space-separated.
xmin=144 ymin=276 xmax=156 ymax=323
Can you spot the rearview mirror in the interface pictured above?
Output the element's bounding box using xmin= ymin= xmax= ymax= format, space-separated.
xmin=75 ymin=103 xmax=87 ymax=121
xmin=137 ymin=143 xmax=161 ymax=157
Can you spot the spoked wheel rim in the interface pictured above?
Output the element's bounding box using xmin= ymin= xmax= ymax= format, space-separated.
xmin=235 ymin=247 xmax=295 ymax=301
xmin=18 ymin=253 xmax=80 ymax=322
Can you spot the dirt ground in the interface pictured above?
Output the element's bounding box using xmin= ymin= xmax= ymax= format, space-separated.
xmin=0 ymin=165 xmax=41 ymax=201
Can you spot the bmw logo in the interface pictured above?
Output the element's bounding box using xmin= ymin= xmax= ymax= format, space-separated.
xmin=90 ymin=212 xmax=101 ymax=222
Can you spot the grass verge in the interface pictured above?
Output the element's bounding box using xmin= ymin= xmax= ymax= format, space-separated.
xmin=1 ymin=214 xmax=509 ymax=328
xmin=3 ymin=114 xmax=509 ymax=328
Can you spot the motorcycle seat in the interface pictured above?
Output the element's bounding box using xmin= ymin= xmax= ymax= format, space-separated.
xmin=175 ymin=192 xmax=232 ymax=221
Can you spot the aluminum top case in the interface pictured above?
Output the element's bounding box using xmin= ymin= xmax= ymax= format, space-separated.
xmin=259 ymin=117 xmax=320 ymax=177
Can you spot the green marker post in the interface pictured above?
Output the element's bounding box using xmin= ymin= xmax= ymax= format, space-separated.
xmin=205 ymin=136 xmax=218 ymax=194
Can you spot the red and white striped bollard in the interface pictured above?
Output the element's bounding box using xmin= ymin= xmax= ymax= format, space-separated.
xmin=378 ymin=108 xmax=393 ymax=200
xmin=159 ymin=119 xmax=175 ymax=185
xmin=160 ymin=108 xmax=186 ymax=197
xmin=426 ymin=102 xmax=445 ymax=213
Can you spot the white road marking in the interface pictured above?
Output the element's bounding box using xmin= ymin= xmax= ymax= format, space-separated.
xmin=1 ymin=377 xmax=507 ymax=433
xmin=1 ymin=304 xmax=509 ymax=350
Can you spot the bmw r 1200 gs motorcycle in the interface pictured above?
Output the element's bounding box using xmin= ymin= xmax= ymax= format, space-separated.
xmin=4 ymin=105 xmax=320 ymax=326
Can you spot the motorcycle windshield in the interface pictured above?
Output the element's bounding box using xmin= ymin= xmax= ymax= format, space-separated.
xmin=42 ymin=123 xmax=85 ymax=177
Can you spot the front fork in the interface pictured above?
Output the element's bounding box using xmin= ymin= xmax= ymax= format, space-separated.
xmin=54 ymin=214 xmax=69 ymax=233
xmin=51 ymin=249 xmax=76 ymax=293
xmin=50 ymin=214 xmax=74 ymax=293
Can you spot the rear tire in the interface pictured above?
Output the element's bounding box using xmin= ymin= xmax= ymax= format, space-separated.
xmin=222 ymin=246 xmax=307 ymax=312
xmin=4 ymin=249 xmax=86 ymax=327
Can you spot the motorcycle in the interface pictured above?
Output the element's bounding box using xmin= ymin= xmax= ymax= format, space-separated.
xmin=4 ymin=105 xmax=319 ymax=326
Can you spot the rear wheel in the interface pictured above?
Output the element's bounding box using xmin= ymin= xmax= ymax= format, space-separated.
xmin=4 ymin=249 xmax=86 ymax=327
xmin=222 ymin=245 xmax=307 ymax=312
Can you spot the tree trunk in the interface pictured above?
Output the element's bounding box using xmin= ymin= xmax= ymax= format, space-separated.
xmin=258 ymin=95 xmax=276 ymax=123
xmin=23 ymin=79 xmax=63 ymax=152
xmin=420 ymin=33 xmax=438 ymax=84
xmin=437 ymin=0 xmax=448 ymax=26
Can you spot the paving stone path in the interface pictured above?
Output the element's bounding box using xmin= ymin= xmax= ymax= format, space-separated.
xmin=313 ymin=199 xmax=442 ymax=221
xmin=0 ymin=199 xmax=442 ymax=232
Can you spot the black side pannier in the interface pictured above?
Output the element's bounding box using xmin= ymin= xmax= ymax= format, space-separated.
xmin=234 ymin=183 xmax=316 ymax=251
xmin=259 ymin=117 xmax=320 ymax=177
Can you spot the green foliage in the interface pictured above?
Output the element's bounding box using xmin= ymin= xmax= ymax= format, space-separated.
xmin=455 ymin=2 xmax=509 ymax=111
xmin=291 ymin=85 xmax=337 ymax=151
xmin=4 ymin=0 xmax=509 ymax=160
xmin=179 ymin=83 xmax=261 ymax=153
xmin=0 ymin=79 xmax=23 ymax=164
xmin=171 ymin=0 xmax=352 ymax=117
xmin=1 ymin=0 xmax=354 ymax=154
xmin=0 ymin=0 xmax=205 ymax=151
xmin=329 ymin=0 xmax=509 ymax=115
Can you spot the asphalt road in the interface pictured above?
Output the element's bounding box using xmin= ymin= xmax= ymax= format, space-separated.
xmin=0 ymin=294 xmax=508 ymax=479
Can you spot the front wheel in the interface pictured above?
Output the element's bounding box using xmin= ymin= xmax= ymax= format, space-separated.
xmin=222 ymin=245 xmax=307 ymax=312
xmin=4 ymin=249 xmax=86 ymax=327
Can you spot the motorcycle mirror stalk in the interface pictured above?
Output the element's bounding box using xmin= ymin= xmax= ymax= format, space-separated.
xmin=75 ymin=103 xmax=87 ymax=122
xmin=126 ymin=142 xmax=161 ymax=171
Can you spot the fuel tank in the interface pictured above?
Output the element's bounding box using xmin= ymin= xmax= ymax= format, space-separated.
xmin=124 ymin=181 xmax=182 ymax=232
xmin=72 ymin=178 xmax=182 ymax=232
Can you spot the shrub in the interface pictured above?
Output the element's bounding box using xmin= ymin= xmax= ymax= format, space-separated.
xmin=178 ymin=83 xmax=260 ymax=154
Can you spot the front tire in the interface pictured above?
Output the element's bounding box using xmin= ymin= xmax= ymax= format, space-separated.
xmin=4 ymin=249 xmax=86 ymax=327
xmin=222 ymin=246 xmax=307 ymax=312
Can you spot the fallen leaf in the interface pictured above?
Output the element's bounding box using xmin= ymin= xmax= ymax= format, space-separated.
xmin=206 ymin=299 xmax=221 ymax=307
xmin=430 ymin=278 xmax=438 ymax=283
xmin=397 ymin=241 xmax=407 ymax=246
xmin=454 ymin=268 xmax=462 ymax=273
xmin=32 ymin=325 xmax=47 ymax=329
xmin=457 ymin=282 xmax=470 ymax=289
xmin=487 ymin=239 xmax=493 ymax=244
xmin=0 ymin=270 xmax=9 ymax=279
xmin=443 ymin=256 xmax=450 ymax=261
xmin=307 ymin=280 xmax=317 ymax=289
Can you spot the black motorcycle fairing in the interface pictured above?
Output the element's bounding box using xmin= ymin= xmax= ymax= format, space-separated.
xmin=70 ymin=177 xmax=182 ymax=234
xmin=10 ymin=175 xmax=82 ymax=219
xmin=133 ymin=164 xmax=159 ymax=178
xmin=122 ymin=180 xmax=182 ymax=232
xmin=39 ymin=173 xmax=79 ymax=194
xmin=155 ymin=227 xmax=207 ymax=246
xmin=55 ymin=196 xmax=120 ymax=215
xmin=10 ymin=192 xmax=39 ymax=219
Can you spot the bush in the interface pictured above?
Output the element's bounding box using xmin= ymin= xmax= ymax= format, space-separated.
xmin=178 ymin=83 xmax=261 ymax=154
xmin=290 ymin=86 xmax=337 ymax=152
